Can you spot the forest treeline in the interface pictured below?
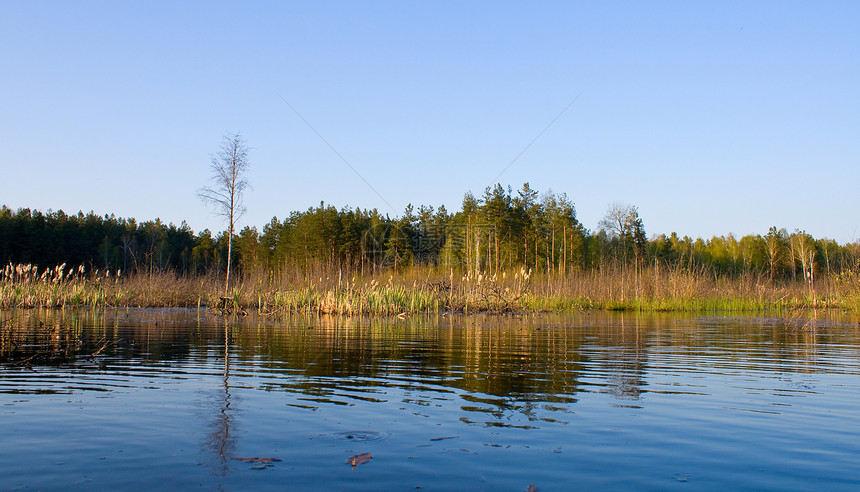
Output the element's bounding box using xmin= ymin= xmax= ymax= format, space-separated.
xmin=2 ymin=183 xmax=858 ymax=283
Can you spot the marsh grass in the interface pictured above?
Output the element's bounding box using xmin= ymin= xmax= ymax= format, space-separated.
xmin=3 ymin=261 xmax=860 ymax=315
xmin=0 ymin=263 xmax=220 ymax=309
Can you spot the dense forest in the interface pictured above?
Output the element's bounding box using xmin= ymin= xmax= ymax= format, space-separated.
xmin=2 ymin=183 xmax=858 ymax=284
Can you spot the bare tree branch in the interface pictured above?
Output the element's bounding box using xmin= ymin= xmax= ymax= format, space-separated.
xmin=198 ymin=133 xmax=251 ymax=299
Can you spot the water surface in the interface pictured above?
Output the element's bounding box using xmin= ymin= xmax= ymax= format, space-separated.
xmin=2 ymin=309 xmax=859 ymax=490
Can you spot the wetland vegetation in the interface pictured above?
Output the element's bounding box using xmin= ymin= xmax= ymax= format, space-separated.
xmin=2 ymin=183 xmax=860 ymax=314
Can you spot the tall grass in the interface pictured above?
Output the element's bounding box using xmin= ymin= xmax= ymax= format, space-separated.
xmin=0 ymin=263 xmax=220 ymax=309
xmin=3 ymin=261 xmax=860 ymax=315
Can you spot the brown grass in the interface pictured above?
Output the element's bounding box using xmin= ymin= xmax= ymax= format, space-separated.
xmin=2 ymin=261 xmax=860 ymax=315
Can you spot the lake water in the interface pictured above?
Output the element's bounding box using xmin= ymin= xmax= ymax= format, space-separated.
xmin=2 ymin=308 xmax=860 ymax=491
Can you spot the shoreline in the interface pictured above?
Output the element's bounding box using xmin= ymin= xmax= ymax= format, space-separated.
xmin=2 ymin=268 xmax=858 ymax=315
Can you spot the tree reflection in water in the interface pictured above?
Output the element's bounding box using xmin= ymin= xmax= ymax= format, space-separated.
xmin=205 ymin=317 xmax=235 ymax=475
xmin=3 ymin=309 xmax=860 ymax=491
xmin=2 ymin=308 xmax=858 ymax=430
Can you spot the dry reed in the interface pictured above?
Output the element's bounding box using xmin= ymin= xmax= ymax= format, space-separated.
xmin=3 ymin=261 xmax=860 ymax=315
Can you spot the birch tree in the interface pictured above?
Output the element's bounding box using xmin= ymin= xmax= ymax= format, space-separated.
xmin=791 ymin=230 xmax=816 ymax=292
xmin=599 ymin=202 xmax=646 ymax=265
xmin=198 ymin=133 xmax=250 ymax=298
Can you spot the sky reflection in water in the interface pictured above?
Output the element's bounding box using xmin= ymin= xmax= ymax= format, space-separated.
xmin=2 ymin=309 xmax=860 ymax=491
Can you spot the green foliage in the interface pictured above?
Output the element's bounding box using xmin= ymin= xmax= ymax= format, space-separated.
xmin=3 ymin=181 xmax=860 ymax=299
xmin=0 ymin=206 xmax=196 ymax=275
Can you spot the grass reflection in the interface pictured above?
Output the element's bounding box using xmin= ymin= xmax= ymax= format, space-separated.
xmin=2 ymin=309 xmax=860 ymax=418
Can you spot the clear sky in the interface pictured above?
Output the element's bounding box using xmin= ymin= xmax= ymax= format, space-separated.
xmin=2 ymin=1 xmax=858 ymax=243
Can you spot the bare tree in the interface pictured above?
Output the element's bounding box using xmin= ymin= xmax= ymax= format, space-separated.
xmin=599 ymin=202 xmax=646 ymax=300
xmin=599 ymin=202 xmax=646 ymax=264
xmin=198 ymin=133 xmax=250 ymax=298
xmin=599 ymin=202 xmax=634 ymax=239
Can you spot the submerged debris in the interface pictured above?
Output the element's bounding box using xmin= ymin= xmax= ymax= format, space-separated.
xmin=429 ymin=436 xmax=459 ymax=441
xmin=233 ymin=457 xmax=282 ymax=470
xmin=234 ymin=457 xmax=282 ymax=464
xmin=346 ymin=453 xmax=373 ymax=467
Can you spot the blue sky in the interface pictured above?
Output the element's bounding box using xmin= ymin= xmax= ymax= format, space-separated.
xmin=2 ymin=1 xmax=858 ymax=243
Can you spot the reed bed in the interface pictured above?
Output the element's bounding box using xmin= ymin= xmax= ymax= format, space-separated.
xmin=0 ymin=263 xmax=220 ymax=309
xmin=3 ymin=262 xmax=860 ymax=315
